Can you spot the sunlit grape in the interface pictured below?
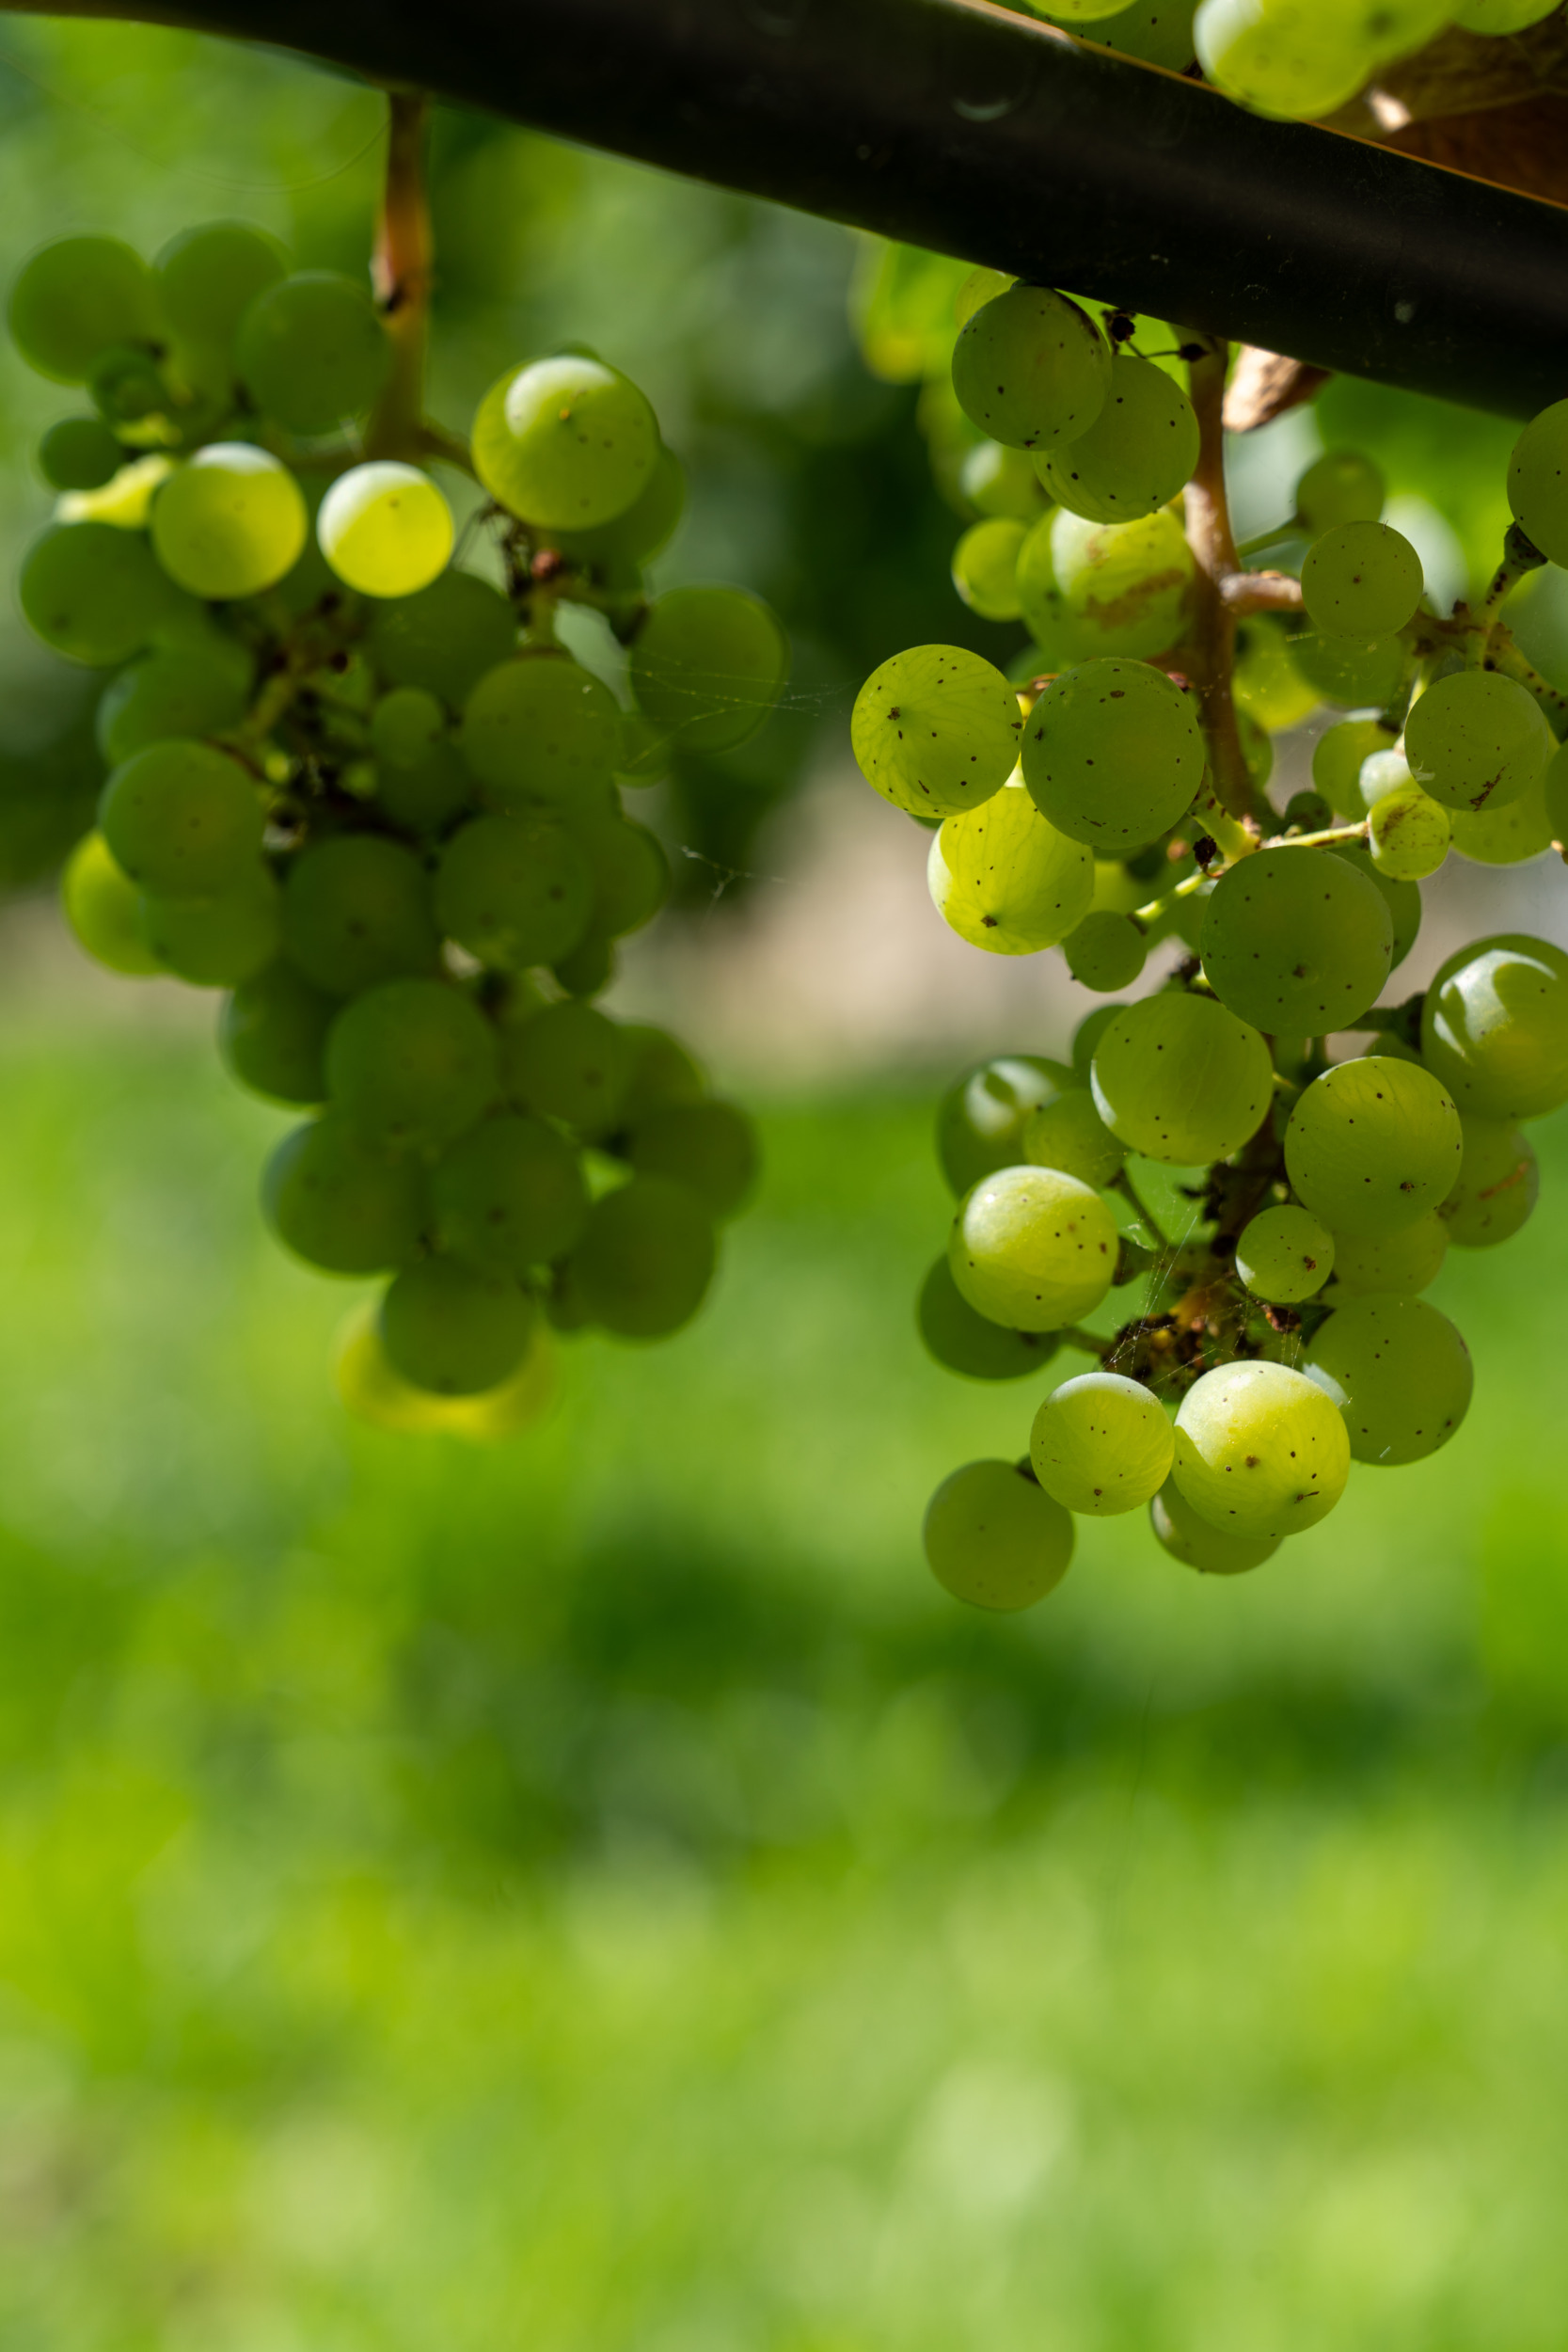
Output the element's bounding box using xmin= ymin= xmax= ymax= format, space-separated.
xmin=1037 ymin=356 xmax=1200 ymax=524
xmin=1199 ymin=844 xmax=1391 ymax=1033
xmin=1091 ymin=993 xmax=1273 ymax=1166
xmin=1284 ymin=1057 xmax=1462 ymax=1237
xmin=1022 ymin=658 xmax=1204 ymax=850
xmin=1022 ymin=1089 xmax=1126 ymax=1189
xmin=1307 ymin=1295 xmax=1472 ymax=1467
xmin=1030 ymin=1371 xmax=1174 ymax=1516
xmin=923 ymin=1460 xmax=1075 ymax=1611
xmin=852 ymin=644 xmax=1021 ymax=819
xmin=948 ymin=1165 xmax=1118 ymax=1331
xmin=1329 ymin=1214 xmax=1448 ymax=1295
xmin=1235 ymin=1203 xmax=1334 ymax=1303
xmin=61 ymin=830 xmax=162 ymax=977
xmin=951 ymin=517 xmax=1025 ymax=621
xmin=1438 ymin=1115 xmax=1539 ymax=1248
xmin=928 ymin=780 xmax=1093 ymax=954
xmin=1172 ymin=1360 xmax=1349 ymax=1541
xmin=950 ymin=283 xmax=1110 ymax=452
xmin=473 ymin=355 xmax=658 ymax=528
xmin=1300 ymin=520 xmax=1422 ymax=637
xmin=1421 ymin=931 xmax=1568 ymax=1119
xmin=317 ymin=461 xmax=454 ymax=597
xmin=151 ymin=443 xmax=308 ymax=600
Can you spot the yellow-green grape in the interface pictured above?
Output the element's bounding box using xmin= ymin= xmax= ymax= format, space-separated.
xmin=928 ymin=781 xmax=1092 ymax=953
xmin=1295 ymin=449 xmax=1384 ymax=532
xmin=1235 ymin=1203 xmax=1335 ymax=1303
xmin=948 ymin=1165 xmax=1118 ymax=1331
xmin=8 ymin=235 xmax=160 ymax=383
xmin=1064 ymin=908 xmax=1147 ymax=991
xmin=1508 ymin=400 xmax=1568 ymax=566
xmin=155 ymin=221 xmax=285 ymax=358
xmin=1369 ymin=782 xmax=1450 ymax=881
xmin=546 ymin=441 xmax=685 ymax=568
xmin=235 ymin=271 xmax=390 ymax=435
xmin=1284 ymin=1057 xmax=1462 ymax=1237
xmin=367 ymin=571 xmax=517 ymax=708
xmin=61 ymin=830 xmax=162 ymax=976
xmin=430 ymin=1114 xmax=588 ymax=1269
xmin=316 ymin=462 xmax=453 ymax=598
xmin=959 ymin=438 xmax=1052 ymax=521
xmin=326 ymin=977 xmax=499 ymax=1154
xmin=140 ymin=865 xmax=281 ymax=987
xmin=917 ymin=1257 xmax=1061 ymax=1381
xmin=21 ymin=521 xmax=182 ymax=667
xmin=1358 ymin=747 xmax=1412 ymax=811
xmin=1149 ymin=1476 xmax=1279 ymax=1576
xmin=1022 ymin=657 xmax=1204 ymax=850
xmin=380 ymin=1257 xmax=534 ymax=1397
xmin=1041 ymin=0 xmax=1128 ymax=16
xmin=435 ymin=813 xmax=592 ymax=971
xmin=1450 ymin=760 xmax=1555 ymax=864
xmin=1313 ymin=718 xmax=1397 ymax=818
xmin=1404 ymin=669 xmax=1550 ymax=815
xmin=262 ymin=1112 xmax=428 ymax=1276
xmin=98 ymin=738 xmax=261 ymax=896
xmin=936 ymin=1055 xmax=1077 ymax=1194
xmin=852 ymin=644 xmax=1021 ymax=818
xmin=462 ymin=655 xmax=621 ymax=810
xmin=1330 ymin=1214 xmax=1448 ymax=1296
xmin=1030 ymin=1371 xmax=1174 ymax=1516
xmin=1039 ymin=506 xmax=1195 ymax=663
xmin=1439 ymin=1115 xmax=1538 ymax=1248
xmin=951 ymin=517 xmax=1025 ymax=620
xmin=629 ymin=586 xmax=788 ymax=755
xmin=949 ymin=283 xmax=1110 ymax=452
xmin=1172 ymin=1360 xmax=1350 ymax=1542
xmin=150 ymin=444 xmax=308 ymax=600
xmin=923 ymin=1461 xmax=1075 ymax=1612
xmin=1195 ymin=0 xmax=1384 ymax=119
xmin=500 ymin=1000 xmax=628 ymax=1135
xmin=1022 ymin=1089 xmax=1126 ymax=1188
xmin=39 ymin=416 xmax=123 ymax=492
xmin=1421 ymin=931 xmax=1568 ymax=1119
xmin=1059 ymin=0 xmax=1198 ymax=66
xmin=1234 ymin=614 xmax=1319 ymax=731
xmin=473 ymin=355 xmax=658 ymax=529
xmin=334 ymin=1296 xmax=554 ymax=1439
xmin=219 ymin=960 xmax=336 ymax=1104
xmin=1300 ymin=520 xmax=1422 ymax=637
xmin=281 ymin=834 xmax=438 ymax=997
xmin=1290 ymin=629 xmax=1408 ymax=711
xmin=628 ymin=1101 xmax=758 ymax=1220
xmin=1306 ymin=1296 xmax=1472 ymax=1467
xmin=569 ymin=1174 xmax=717 ymax=1338
xmin=1037 ymin=356 xmax=1200 ymax=524
xmin=1090 ymin=993 xmax=1273 ymax=1165
xmin=1199 ymin=844 xmax=1392 ymax=1033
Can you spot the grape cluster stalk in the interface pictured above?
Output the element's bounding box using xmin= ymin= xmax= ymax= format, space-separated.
xmin=7 ymin=99 xmax=786 ymax=1434
xmin=853 ymin=263 xmax=1568 ymax=1607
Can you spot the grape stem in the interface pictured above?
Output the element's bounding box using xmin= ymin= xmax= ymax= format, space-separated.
xmin=1266 ymin=819 xmax=1368 ymax=850
xmin=1487 ymin=628 xmax=1568 ymax=738
xmin=1057 ymin=1327 xmax=1108 ymax=1357
xmin=1178 ymin=337 xmax=1262 ymax=827
xmin=1219 ymin=570 xmax=1304 ymax=616
xmin=1471 ymin=523 xmax=1547 ymax=653
xmin=367 ymin=91 xmax=438 ymax=465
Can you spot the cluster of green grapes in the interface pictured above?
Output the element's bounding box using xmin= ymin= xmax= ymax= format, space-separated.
xmin=853 ymin=267 xmax=1568 ymax=1607
xmin=8 ymin=222 xmax=784 ymax=1430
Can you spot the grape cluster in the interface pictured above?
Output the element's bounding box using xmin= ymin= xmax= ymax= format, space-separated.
xmin=852 ymin=266 xmax=1568 ymax=1610
xmin=10 ymin=219 xmax=783 ymax=1429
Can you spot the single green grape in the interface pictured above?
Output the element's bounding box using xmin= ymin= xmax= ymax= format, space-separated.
xmin=1091 ymin=993 xmax=1273 ymax=1166
xmin=98 ymin=737 xmax=261 ymax=896
xmin=1449 ymin=762 xmax=1555 ymax=865
xmin=629 ymin=585 xmax=789 ymax=755
xmin=1403 ymin=668 xmax=1550 ymax=816
xmin=367 ymin=571 xmax=517 ymax=708
xmin=262 ymin=1112 xmax=428 ymax=1275
xmin=326 ymin=977 xmax=499 ymax=1153
xmin=1022 ymin=657 xmax=1204 ymax=850
xmin=1358 ymin=748 xmax=1413 ymax=811
xmin=1030 ymin=1370 xmax=1174 ymax=1516
xmin=1195 ymin=0 xmax=1380 ymax=119
xmin=1369 ymin=782 xmax=1449 ymax=881
xmin=21 ymin=521 xmax=182 ymax=667
xmin=1022 ymin=1088 xmax=1126 ymax=1189
xmin=1035 ymin=506 xmax=1196 ymax=664
xmin=435 ymin=813 xmax=593 ymax=971
xmin=380 ymin=1256 xmax=535 ymax=1395
xmin=1313 ymin=718 xmax=1396 ymax=818
xmin=618 ymin=1024 xmax=705 ymax=1125
xmin=916 ymin=1257 xmax=1060 ymax=1380
xmin=430 ymin=1113 xmax=589 ymax=1269
xmin=150 ymin=443 xmax=308 ymax=601
xmin=140 ymin=865 xmax=280 ymax=987
xmin=235 ymin=271 xmax=390 ymax=435
xmin=1281 ymin=789 xmax=1334 ymax=833
xmin=374 ymin=742 xmax=474 ymax=836
xmin=1199 ymin=843 xmax=1392 ymax=1034
xmin=1149 ymin=1476 xmax=1279 ymax=1575
xmin=928 ymin=781 xmax=1093 ymax=954
xmin=1306 ymin=1295 xmax=1472 ymax=1466
xmin=1064 ymin=908 xmax=1147 ymax=991
xmin=8 ymin=235 xmax=161 ymax=383
xmin=1421 ymin=931 xmax=1568 ymax=1119
xmin=1329 ymin=1213 xmax=1448 ymax=1295
xmin=1234 ymin=615 xmax=1320 ymax=731
xmin=923 ymin=1460 xmax=1075 ymax=1612
xmin=852 ymin=644 xmax=1022 ymax=819
xmin=949 ymin=283 xmax=1110 ymax=452
xmin=219 ymin=959 xmax=337 ymax=1104
xmin=317 ymin=461 xmax=454 ymax=598
xmin=97 ymin=648 xmax=249 ymax=768
xmin=462 ymin=656 xmax=621 ymax=808
xmin=628 ymin=1101 xmax=758 ymax=1219
xmin=937 ymin=1054 xmax=1077 ymax=1194
xmin=1172 ymin=1359 xmax=1350 ymax=1541
xmin=281 ymin=834 xmax=439 ymax=997
xmin=951 ymin=517 xmax=1025 ymax=621
xmin=1235 ymin=1203 xmax=1335 ymax=1303
xmin=948 ymin=1164 xmax=1118 ymax=1331
xmin=552 ymin=927 xmax=615 ymax=1001
xmin=499 ymin=1000 xmax=628 ymax=1136
xmin=473 ymin=355 xmax=658 ymax=529
xmin=38 ymin=416 xmax=122 ymax=492
xmin=577 ymin=816 xmax=669 ymax=939
xmin=155 ymin=220 xmax=286 ymax=358
xmin=1061 ymin=0 xmax=1197 ymax=67
xmin=1295 ymin=449 xmax=1384 ymax=532
xmin=1037 ymin=355 xmax=1200 ymax=524
xmin=371 ymin=686 xmax=445 ymax=772
xmin=1438 ymin=1114 xmax=1538 ymax=1248
xmin=1508 ymin=400 xmax=1568 ymax=567
xmin=1300 ymin=520 xmax=1422 ymax=637
xmin=569 ymin=1174 xmax=717 ymax=1339
xmin=60 ymin=830 xmax=162 ymax=977
xmin=1284 ymin=1057 xmax=1462 ymax=1237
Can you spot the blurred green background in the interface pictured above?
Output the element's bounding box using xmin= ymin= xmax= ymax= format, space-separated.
xmin=1 ymin=16 xmax=1567 ymax=2346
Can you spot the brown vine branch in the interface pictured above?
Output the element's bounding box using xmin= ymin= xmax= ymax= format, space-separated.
xmin=1180 ymin=338 xmax=1261 ymax=828
xmin=366 ymin=91 xmax=435 ymax=464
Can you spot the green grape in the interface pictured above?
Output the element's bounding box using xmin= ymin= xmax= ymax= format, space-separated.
xmin=150 ymin=444 xmax=308 ymax=602
xmin=499 ymin=1000 xmax=628 ymax=1135
xmin=473 ymin=357 xmax=657 ymax=530
xmin=1281 ymin=789 xmax=1334 ymax=833
xmin=1449 ymin=761 xmax=1555 ymax=865
xmin=948 ymin=1165 xmax=1118 ymax=1331
xmin=1300 ymin=520 xmax=1422 ymax=637
xmin=317 ymin=461 xmax=454 ymax=598
xmin=1071 ymin=1003 xmax=1126 ymax=1077
xmin=1421 ymin=932 xmax=1568 ymax=1118
xmin=372 ymin=686 xmax=444 ymax=772
xmin=155 ymin=221 xmax=286 ymax=357
xmin=97 ymin=649 xmax=248 ymax=769
xmin=141 ymin=865 xmax=280 ymax=986
xmin=569 ymin=1173 xmax=716 ymax=1339
xmin=952 ymin=518 xmax=1025 ymax=621
xmin=852 ymin=644 xmax=1021 ymax=818
xmin=1453 ymin=0 xmax=1560 ymax=24
xmin=552 ymin=927 xmax=615 ymax=1000
xmin=959 ymin=438 xmax=1051 ymax=521
xmin=1195 ymin=0 xmax=1375 ymax=119
xmin=1508 ymin=400 xmax=1568 ymax=566
xmin=1289 ymin=629 xmax=1408 ymax=710
xmin=548 ymin=442 xmax=686 ymax=568
xmin=629 ymin=1100 xmax=758 ymax=1219
xmin=924 ymin=1459 xmax=1074 ymax=1612
xmin=1038 ymin=0 xmax=1127 ymax=17
xmin=1030 ymin=1370 xmax=1174 ymax=1517
xmin=435 ymin=813 xmax=592 ymax=970
xmin=937 ymin=1054 xmax=1076 ymax=1194
xmin=327 ymin=977 xmax=498 ymax=1153
xmin=949 ymin=283 xmax=1110 ymax=453
xmin=430 ymin=1113 xmax=588 ymax=1268
xmin=367 ymin=572 xmax=517 ymax=708
xmin=1022 ymin=1089 xmax=1126 ymax=1188
xmin=1065 ymin=0 xmax=1198 ymax=67
xmin=60 ymin=830 xmax=162 ymax=977
xmin=928 ymin=780 xmax=1093 ymax=954
xmin=1357 ymin=747 xmax=1412 ymax=811
xmin=618 ymin=1024 xmax=705 ymax=1126
xmin=1439 ymin=1115 xmax=1538 ymax=1248
xmin=1037 ymin=357 xmax=1200 ymax=525
xmin=39 ymin=417 xmax=122 ymax=492
xmin=1284 ymin=1057 xmax=1461 ymax=1236
xmin=1306 ymin=1295 xmax=1472 ymax=1467
xmin=1330 ymin=1213 xmax=1448 ymax=1295
xmin=20 ymin=522 xmax=182 ymax=667
xmin=1149 ymin=1476 xmax=1279 ymax=1576
xmin=578 ymin=816 xmax=669 ymax=938
xmin=462 ymin=656 xmax=621 ymax=807
xmin=1295 ymin=449 xmax=1384 ymax=532
xmin=262 ymin=1112 xmax=427 ymax=1275
xmin=916 ymin=1257 xmax=1060 ymax=1380
xmin=1234 ymin=615 xmax=1320 ymax=731
xmin=629 ymin=586 xmax=788 ymax=755
xmin=88 ymin=342 xmax=166 ymax=426
xmin=281 ymin=834 xmax=438 ymax=997
xmin=1172 ymin=1359 xmax=1349 ymax=1541
xmin=98 ymin=738 xmax=260 ymax=895
xmin=1022 ymin=658 xmax=1203 ymax=850
xmin=235 ymin=271 xmax=390 ymax=435
xmin=380 ymin=1257 xmax=534 ymax=1395
xmin=1403 ymin=670 xmax=1550 ymax=815
xmin=1042 ymin=507 xmax=1195 ymax=662
xmin=1369 ymin=782 xmax=1449 ymax=881
xmin=1199 ymin=843 xmax=1391 ymax=1034
xmin=1313 ymin=719 xmax=1397 ymax=818
xmin=220 ymin=959 xmax=336 ymax=1104
xmin=1064 ymin=908 xmax=1147 ymax=991
xmin=1090 ymin=993 xmax=1273 ymax=1165
xmin=1235 ymin=1203 xmax=1334 ymax=1302
xmin=8 ymin=236 xmax=160 ymax=383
